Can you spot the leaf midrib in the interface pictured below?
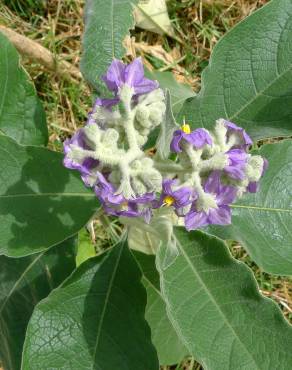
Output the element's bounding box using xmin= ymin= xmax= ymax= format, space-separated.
xmin=0 ymin=42 xmax=9 ymax=121
xmin=0 ymin=252 xmax=44 ymax=316
xmin=231 ymin=204 xmax=292 ymax=213
xmin=91 ymin=243 xmax=124 ymax=368
xmin=173 ymin=236 xmax=261 ymax=370
xmin=0 ymin=192 xmax=95 ymax=198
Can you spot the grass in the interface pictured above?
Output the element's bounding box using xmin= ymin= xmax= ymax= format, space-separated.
xmin=0 ymin=1 xmax=291 ymax=369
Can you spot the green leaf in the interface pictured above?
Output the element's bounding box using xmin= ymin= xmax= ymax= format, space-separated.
xmin=145 ymin=70 xmax=195 ymax=115
xmin=80 ymin=0 xmax=139 ymax=91
xmin=0 ymin=238 xmax=76 ymax=370
xmin=178 ymin=0 xmax=292 ymax=140
xmin=76 ymin=228 xmax=96 ymax=267
xmin=0 ymin=32 xmax=48 ymax=146
xmin=22 ymin=242 xmax=159 ymax=370
xmin=0 ymin=135 xmax=98 ymax=257
xmin=209 ymin=140 xmax=292 ymax=275
xmin=134 ymin=0 xmax=175 ymax=38
xmin=156 ymin=228 xmax=292 ymax=370
xmin=134 ymin=251 xmax=187 ymax=366
xmin=156 ymin=90 xmax=179 ymax=160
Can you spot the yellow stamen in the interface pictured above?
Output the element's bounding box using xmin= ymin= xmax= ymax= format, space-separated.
xmin=121 ymin=201 xmax=129 ymax=211
xmin=181 ymin=123 xmax=191 ymax=134
xmin=163 ymin=195 xmax=175 ymax=206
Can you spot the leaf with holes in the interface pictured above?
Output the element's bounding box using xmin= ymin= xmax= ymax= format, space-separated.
xmin=156 ymin=228 xmax=292 ymax=370
xmin=178 ymin=0 xmax=292 ymax=140
xmin=0 ymin=32 xmax=48 ymax=146
xmin=0 ymin=238 xmax=76 ymax=370
xmin=22 ymin=242 xmax=159 ymax=370
xmin=0 ymin=135 xmax=98 ymax=257
xmin=209 ymin=140 xmax=292 ymax=275
xmin=134 ymin=251 xmax=187 ymax=365
xmin=80 ymin=0 xmax=139 ymax=92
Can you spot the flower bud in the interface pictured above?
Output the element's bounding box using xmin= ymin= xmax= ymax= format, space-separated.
xmin=102 ymin=128 xmax=119 ymax=146
xmin=246 ymin=155 xmax=264 ymax=182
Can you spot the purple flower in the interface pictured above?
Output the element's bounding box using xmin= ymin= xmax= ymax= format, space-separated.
xmin=247 ymin=158 xmax=268 ymax=193
xmin=223 ymin=120 xmax=252 ymax=148
xmin=185 ymin=171 xmax=237 ymax=230
xmin=94 ymin=97 xmax=120 ymax=109
xmin=102 ymin=57 xmax=159 ymax=97
xmin=63 ymin=129 xmax=99 ymax=186
xmin=170 ymin=125 xmax=213 ymax=153
xmin=153 ymin=179 xmax=193 ymax=214
xmin=94 ymin=173 xmax=155 ymax=222
xmin=224 ymin=149 xmax=248 ymax=180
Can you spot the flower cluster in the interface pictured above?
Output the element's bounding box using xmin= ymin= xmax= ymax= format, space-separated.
xmin=159 ymin=118 xmax=267 ymax=230
xmin=64 ymin=58 xmax=165 ymax=221
xmin=64 ymin=58 xmax=267 ymax=231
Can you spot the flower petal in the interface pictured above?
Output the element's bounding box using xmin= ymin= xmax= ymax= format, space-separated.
xmin=125 ymin=57 xmax=144 ymax=86
xmin=224 ymin=120 xmax=253 ymax=146
xmin=102 ymin=59 xmax=125 ymax=91
xmin=216 ymin=185 xmax=237 ymax=205
xmin=185 ymin=210 xmax=208 ymax=230
xmin=224 ymin=165 xmax=246 ymax=180
xmin=188 ymin=128 xmax=213 ymax=148
xmin=134 ymin=77 xmax=159 ymax=95
xmin=208 ymin=205 xmax=231 ymax=225
xmin=170 ymin=130 xmax=184 ymax=153
xmin=95 ymin=97 xmax=120 ymax=108
xmin=247 ymin=181 xmax=259 ymax=193
xmin=204 ymin=171 xmax=221 ymax=194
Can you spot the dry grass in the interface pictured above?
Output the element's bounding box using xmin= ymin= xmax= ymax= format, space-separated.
xmin=0 ymin=1 xmax=291 ymax=369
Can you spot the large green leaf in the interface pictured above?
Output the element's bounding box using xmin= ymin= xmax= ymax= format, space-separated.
xmin=134 ymin=251 xmax=187 ymax=365
xmin=0 ymin=32 xmax=48 ymax=146
xmin=156 ymin=228 xmax=292 ymax=370
xmin=0 ymin=238 xmax=76 ymax=370
xmin=209 ymin=140 xmax=292 ymax=275
xmin=178 ymin=0 xmax=292 ymax=140
xmin=80 ymin=0 xmax=139 ymax=91
xmin=22 ymin=242 xmax=159 ymax=370
xmin=0 ymin=136 xmax=98 ymax=257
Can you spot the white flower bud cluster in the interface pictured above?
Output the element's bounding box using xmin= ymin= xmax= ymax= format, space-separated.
xmin=134 ymin=89 xmax=166 ymax=145
xmin=66 ymin=85 xmax=166 ymax=199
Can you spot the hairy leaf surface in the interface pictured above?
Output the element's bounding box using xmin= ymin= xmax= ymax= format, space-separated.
xmin=0 ymin=239 xmax=76 ymax=370
xmin=81 ymin=0 xmax=138 ymax=91
xmin=0 ymin=136 xmax=97 ymax=257
xmin=22 ymin=243 xmax=159 ymax=370
xmin=0 ymin=32 xmax=48 ymax=145
xmin=157 ymin=229 xmax=292 ymax=370
xmin=178 ymin=0 xmax=292 ymax=140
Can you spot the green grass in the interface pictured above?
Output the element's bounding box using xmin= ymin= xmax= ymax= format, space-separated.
xmin=0 ymin=1 xmax=290 ymax=369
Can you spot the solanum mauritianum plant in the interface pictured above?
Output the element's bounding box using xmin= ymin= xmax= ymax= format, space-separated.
xmin=0 ymin=0 xmax=291 ymax=369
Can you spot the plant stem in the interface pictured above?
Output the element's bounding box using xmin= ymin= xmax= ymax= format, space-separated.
xmin=153 ymin=160 xmax=189 ymax=174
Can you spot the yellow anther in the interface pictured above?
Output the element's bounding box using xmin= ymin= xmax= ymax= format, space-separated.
xmin=120 ymin=201 xmax=129 ymax=211
xmin=163 ymin=195 xmax=175 ymax=206
xmin=181 ymin=123 xmax=191 ymax=134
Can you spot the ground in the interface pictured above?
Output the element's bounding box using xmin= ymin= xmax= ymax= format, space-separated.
xmin=0 ymin=1 xmax=291 ymax=369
